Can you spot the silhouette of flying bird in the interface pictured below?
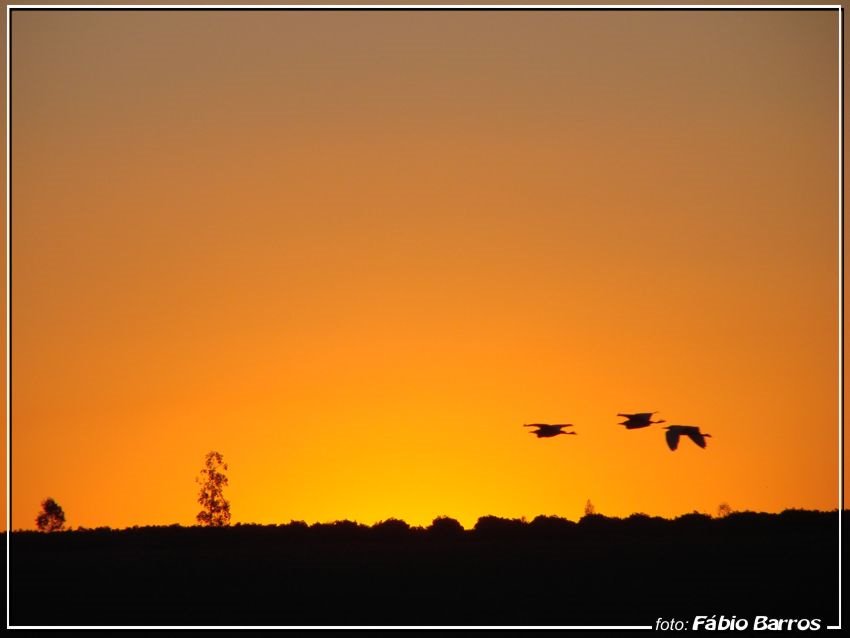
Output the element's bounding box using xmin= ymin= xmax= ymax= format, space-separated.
xmin=524 ymin=423 xmax=577 ymax=438
xmin=664 ymin=425 xmax=711 ymax=451
xmin=617 ymin=412 xmax=666 ymax=429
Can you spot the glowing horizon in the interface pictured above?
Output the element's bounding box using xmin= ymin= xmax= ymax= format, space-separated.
xmin=6 ymin=7 xmax=842 ymax=532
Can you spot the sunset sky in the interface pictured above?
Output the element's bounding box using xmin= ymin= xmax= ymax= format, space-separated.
xmin=7 ymin=7 xmax=842 ymax=531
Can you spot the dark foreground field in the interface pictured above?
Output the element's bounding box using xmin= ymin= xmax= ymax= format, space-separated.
xmin=9 ymin=510 xmax=841 ymax=627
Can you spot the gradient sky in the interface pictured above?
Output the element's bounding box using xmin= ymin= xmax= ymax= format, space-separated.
xmin=8 ymin=7 xmax=841 ymax=531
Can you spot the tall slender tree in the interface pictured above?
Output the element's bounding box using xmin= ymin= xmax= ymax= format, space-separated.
xmin=196 ymin=451 xmax=231 ymax=527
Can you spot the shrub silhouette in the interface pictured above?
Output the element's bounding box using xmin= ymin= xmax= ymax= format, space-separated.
xmin=35 ymin=498 xmax=66 ymax=532
xmin=196 ymin=451 xmax=231 ymax=527
xmin=310 ymin=519 xmax=368 ymax=541
xmin=778 ymin=508 xmax=824 ymax=524
xmin=529 ymin=514 xmax=577 ymax=538
xmin=623 ymin=512 xmax=666 ymax=534
xmin=674 ymin=511 xmax=712 ymax=528
xmin=577 ymin=512 xmax=617 ymax=535
xmin=427 ymin=516 xmax=465 ymax=539
xmin=473 ymin=515 xmax=525 ymax=539
xmin=370 ymin=518 xmax=411 ymax=540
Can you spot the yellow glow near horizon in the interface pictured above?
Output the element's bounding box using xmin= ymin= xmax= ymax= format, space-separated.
xmin=6 ymin=8 xmax=842 ymax=531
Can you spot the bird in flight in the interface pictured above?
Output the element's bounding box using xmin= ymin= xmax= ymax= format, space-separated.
xmin=617 ymin=412 xmax=666 ymax=429
xmin=524 ymin=423 xmax=577 ymax=438
xmin=664 ymin=425 xmax=712 ymax=451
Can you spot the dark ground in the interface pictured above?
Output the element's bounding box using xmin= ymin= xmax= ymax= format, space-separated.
xmin=7 ymin=509 xmax=841 ymax=627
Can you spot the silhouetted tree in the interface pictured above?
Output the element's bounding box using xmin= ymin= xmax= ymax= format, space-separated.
xmin=371 ymin=518 xmax=411 ymax=540
xmin=310 ymin=519 xmax=367 ymax=541
xmin=529 ymin=515 xmax=577 ymax=538
xmin=36 ymin=497 xmax=66 ymax=532
xmin=584 ymin=499 xmax=596 ymax=516
xmin=717 ymin=502 xmax=733 ymax=518
xmin=427 ymin=516 xmax=465 ymax=538
xmin=196 ymin=451 xmax=231 ymax=527
xmin=578 ymin=511 xmax=614 ymax=530
xmin=473 ymin=515 xmax=525 ymax=539
xmin=674 ymin=511 xmax=712 ymax=531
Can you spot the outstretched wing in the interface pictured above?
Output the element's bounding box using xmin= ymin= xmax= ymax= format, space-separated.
xmin=665 ymin=429 xmax=679 ymax=451
xmin=550 ymin=423 xmax=574 ymax=429
xmin=524 ymin=423 xmax=548 ymax=428
xmin=685 ymin=429 xmax=707 ymax=448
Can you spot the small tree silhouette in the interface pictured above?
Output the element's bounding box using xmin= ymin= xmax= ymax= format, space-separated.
xmin=584 ymin=499 xmax=596 ymax=516
xmin=717 ymin=502 xmax=733 ymax=518
xmin=428 ymin=516 xmax=465 ymax=538
xmin=196 ymin=451 xmax=231 ymax=527
xmin=36 ymin=498 xmax=66 ymax=532
xmin=371 ymin=518 xmax=411 ymax=540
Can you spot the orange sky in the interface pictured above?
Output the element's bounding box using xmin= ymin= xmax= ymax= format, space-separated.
xmin=7 ymin=7 xmax=842 ymax=531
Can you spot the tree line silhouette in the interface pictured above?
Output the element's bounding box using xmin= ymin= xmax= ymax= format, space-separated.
xmin=19 ymin=451 xmax=839 ymax=626
xmin=10 ymin=508 xmax=840 ymax=626
xmin=21 ymin=506 xmax=838 ymax=540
